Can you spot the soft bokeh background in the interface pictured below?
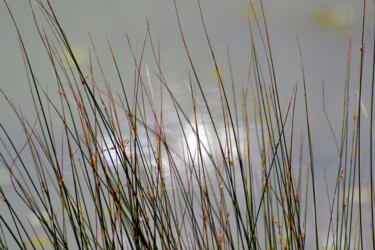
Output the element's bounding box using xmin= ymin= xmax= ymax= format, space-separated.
xmin=1 ymin=0 xmax=374 ymax=247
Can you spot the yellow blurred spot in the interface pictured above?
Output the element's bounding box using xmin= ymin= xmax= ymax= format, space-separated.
xmin=239 ymin=3 xmax=263 ymax=21
xmin=27 ymin=210 xmax=51 ymax=227
xmin=352 ymin=186 xmax=369 ymax=204
xmin=311 ymin=7 xmax=350 ymax=29
xmin=29 ymin=234 xmax=52 ymax=249
xmin=62 ymin=46 xmax=87 ymax=66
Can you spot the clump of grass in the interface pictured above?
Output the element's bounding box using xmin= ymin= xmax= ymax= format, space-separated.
xmin=0 ymin=0 xmax=374 ymax=249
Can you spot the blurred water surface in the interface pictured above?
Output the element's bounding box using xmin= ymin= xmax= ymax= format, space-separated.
xmin=1 ymin=0 xmax=374 ymax=248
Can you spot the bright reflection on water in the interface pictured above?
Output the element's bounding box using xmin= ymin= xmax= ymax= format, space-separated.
xmin=99 ymin=111 xmax=262 ymax=185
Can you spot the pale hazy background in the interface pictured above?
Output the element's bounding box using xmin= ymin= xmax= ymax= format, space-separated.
xmin=1 ymin=0 xmax=374 ymax=247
